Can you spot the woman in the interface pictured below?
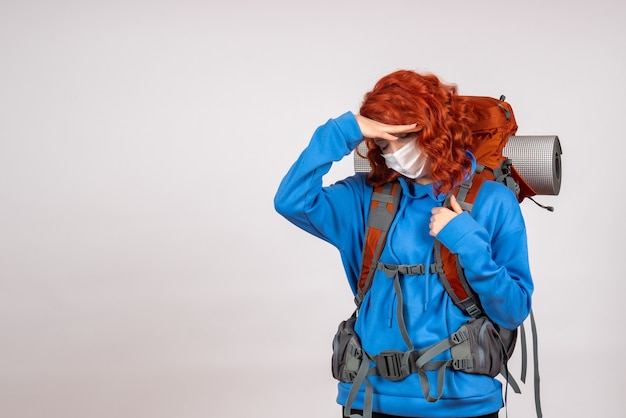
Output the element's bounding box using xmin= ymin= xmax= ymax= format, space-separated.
xmin=274 ymin=69 xmax=533 ymax=418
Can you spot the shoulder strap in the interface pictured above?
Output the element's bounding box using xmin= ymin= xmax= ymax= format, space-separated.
xmin=355 ymin=182 xmax=402 ymax=307
xmin=436 ymin=172 xmax=543 ymax=417
xmin=433 ymin=171 xmax=490 ymax=318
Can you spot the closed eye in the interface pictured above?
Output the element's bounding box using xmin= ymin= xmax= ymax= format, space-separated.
xmin=374 ymin=139 xmax=389 ymax=152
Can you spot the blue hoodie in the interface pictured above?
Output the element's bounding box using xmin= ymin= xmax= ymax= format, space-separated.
xmin=274 ymin=112 xmax=533 ymax=418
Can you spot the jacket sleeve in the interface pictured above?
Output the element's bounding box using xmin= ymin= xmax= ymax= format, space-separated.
xmin=273 ymin=112 xmax=368 ymax=251
xmin=435 ymin=181 xmax=534 ymax=329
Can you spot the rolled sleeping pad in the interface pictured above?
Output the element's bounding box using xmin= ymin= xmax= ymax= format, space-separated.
xmin=503 ymin=135 xmax=562 ymax=196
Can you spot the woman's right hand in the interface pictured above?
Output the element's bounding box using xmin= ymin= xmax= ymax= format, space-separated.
xmin=354 ymin=114 xmax=421 ymax=141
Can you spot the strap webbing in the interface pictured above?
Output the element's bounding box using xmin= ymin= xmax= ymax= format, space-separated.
xmin=500 ymin=310 xmax=542 ymax=417
xmin=375 ymin=261 xmax=428 ymax=350
xmin=343 ymin=351 xmax=374 ymax=418
xmin=530 ymin=310 xmax=542 ymax=418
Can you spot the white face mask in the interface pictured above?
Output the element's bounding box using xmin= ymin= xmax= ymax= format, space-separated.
xmin=381 ymin=139 xmax=429 ymax=179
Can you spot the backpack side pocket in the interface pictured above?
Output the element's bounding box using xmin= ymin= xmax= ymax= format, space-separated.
xmin=331 ymin=315 xmax=363 ymax=382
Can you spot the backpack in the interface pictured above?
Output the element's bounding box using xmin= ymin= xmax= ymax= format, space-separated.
xmin=333 ymin=96 xmax=560 ymax=418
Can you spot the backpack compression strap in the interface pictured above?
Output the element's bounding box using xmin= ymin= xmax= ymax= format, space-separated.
xmin=355 ymin=182 xmax=402 ymax=307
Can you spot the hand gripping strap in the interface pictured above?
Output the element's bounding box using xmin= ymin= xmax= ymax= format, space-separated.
xmin=434 ymin=171 xmax=490 ymax=318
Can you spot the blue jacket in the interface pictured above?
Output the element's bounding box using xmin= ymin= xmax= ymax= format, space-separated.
xmin=274 ymin=112 xmax=533 ymax=417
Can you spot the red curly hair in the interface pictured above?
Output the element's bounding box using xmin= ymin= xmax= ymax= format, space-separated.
xmin=359 ymin=70 xmax=475 ymax=195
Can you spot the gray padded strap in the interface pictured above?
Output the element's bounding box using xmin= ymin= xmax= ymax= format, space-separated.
xmin=432 ymin=238 xmax=483 ymax=318
xmin=453 ymin=178 xmax=473 ymax=209
xmin=370 ymin=191 xmax=395 ymax=205
xmin=356 ymin=183 xmax=402 ymax=307
xmin=444 ymin=173 xmax=475 ymax=213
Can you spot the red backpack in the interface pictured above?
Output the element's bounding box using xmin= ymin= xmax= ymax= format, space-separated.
xmin=348 ymin=95 xmax=560 ymax=417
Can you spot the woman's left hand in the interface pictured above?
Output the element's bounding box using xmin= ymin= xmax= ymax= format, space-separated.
xmin=429 ymin=195 xmax=463 ymax=237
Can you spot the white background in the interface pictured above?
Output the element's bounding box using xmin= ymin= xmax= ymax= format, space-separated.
xmin=1 ymin=1 xmax=624 ymax=417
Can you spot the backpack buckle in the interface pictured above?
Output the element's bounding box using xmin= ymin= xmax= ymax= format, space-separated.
xmin=451 ymin=328 xmax=470 ymax=345
xmin=376 ymin=350 xmax=410 ymax=381
xmin=452 ymin=358 xmax=474 ymax=371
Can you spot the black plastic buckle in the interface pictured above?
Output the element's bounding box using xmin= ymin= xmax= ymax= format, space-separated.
xmin=376 ymin=350 xmax=409 ymax=382
xmin=451 ymin=328 xmax=469 ymax=345
xmin=452 ymin=358 xmax=474 ymax=371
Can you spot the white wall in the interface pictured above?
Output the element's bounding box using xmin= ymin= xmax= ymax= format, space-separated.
xmin=1 ymin=1 xmax=623 ymax=417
